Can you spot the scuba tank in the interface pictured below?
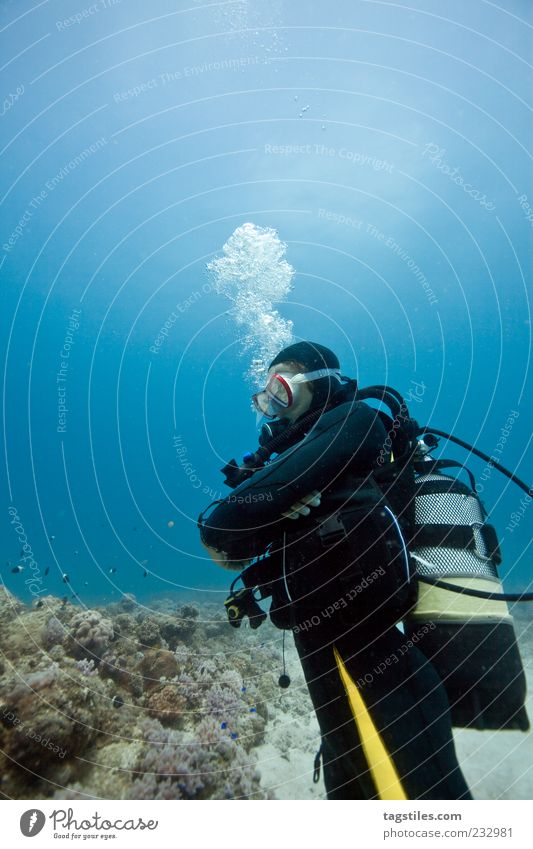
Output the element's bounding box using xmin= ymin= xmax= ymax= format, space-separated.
xmin=403 ymin=444 xmax=529 ymax=731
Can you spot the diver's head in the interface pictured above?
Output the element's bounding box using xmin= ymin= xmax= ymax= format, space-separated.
xmin=252 ymin=341 xmax=342 ymax=423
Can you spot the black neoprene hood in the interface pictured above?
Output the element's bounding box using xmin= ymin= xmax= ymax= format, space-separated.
xmin=268 ymin=341 xmax=340 ymax=372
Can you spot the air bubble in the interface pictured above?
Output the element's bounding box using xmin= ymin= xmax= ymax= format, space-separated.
xmin=207 ymin=223 xmax=294 ymax=384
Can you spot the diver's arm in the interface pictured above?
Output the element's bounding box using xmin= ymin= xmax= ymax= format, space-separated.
xmin=199 ymin=400 xmax=387 ymax=557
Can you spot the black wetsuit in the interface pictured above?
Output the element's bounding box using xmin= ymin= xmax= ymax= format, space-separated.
xmin=200 ymin=392 xmax=472 ymax=800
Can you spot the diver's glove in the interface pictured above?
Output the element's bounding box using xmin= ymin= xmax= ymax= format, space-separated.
xmin=224 ymin=588 xmax=267 ymax=629
xmin=282 ymin=490 xmax=322 ymax=520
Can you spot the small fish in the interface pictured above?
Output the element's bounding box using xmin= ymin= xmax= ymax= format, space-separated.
xmin=249 ymin=707 xmax=257 ymax=714
xmin=220 ymin=721 xmax=227 ymax=730
xmin=35 ymin=600 xmax=44 ymax=608
xmin=44 ymin=567 xmax=50 ymax=576
xmin=11 ymin=565 xmax=24 ymax=574
xmin=49 ymin=535 xmax=56 ymax=541
xmin=74 ymin=550 xmax=79 ymax=556
xmin=108 ymin=568 xmax=117 ymax=574
xmin=241 ymin=686 xmax=247 ymax=693
xmin=112 ymin=695 xmax=124 ymax=709
xmin=143 ymin=570 xmax=148 ymax=578
xmin=61 ymin=596 xmax=68 ymax=606
xmin=19 ymin=548 xmax=25 ymax=557
xmin=62 ymin=573 xmax=70 ymax=583
xmin=141 ymin=559 xmax=148 ymax=566
xmin=84 ymin=581 xmax=89 ymax=586
xmin=230 ymin=732 xmax=238 ymax=740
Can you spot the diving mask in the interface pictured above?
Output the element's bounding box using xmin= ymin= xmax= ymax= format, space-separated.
xmin=252 ymin=369 xmax=342 ymax=418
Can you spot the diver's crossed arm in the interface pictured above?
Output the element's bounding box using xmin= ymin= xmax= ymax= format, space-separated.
xmin=199 ymin=401 xmax=387 ymax=559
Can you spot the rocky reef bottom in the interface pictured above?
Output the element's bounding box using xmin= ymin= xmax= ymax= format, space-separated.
xmin=1 ymin=586 xmax=532 ymax=801
xmin=0 ymin=586 xmax=322 ymax=800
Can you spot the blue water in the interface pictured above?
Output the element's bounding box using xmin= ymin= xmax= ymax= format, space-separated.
xmin=1 ymin=0 xmax=531 ymax=605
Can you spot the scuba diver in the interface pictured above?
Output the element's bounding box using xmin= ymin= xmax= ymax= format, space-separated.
xmin=198 ymin=341 xmax=529 ymax=800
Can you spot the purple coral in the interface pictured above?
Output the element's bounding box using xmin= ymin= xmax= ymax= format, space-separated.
xmin=43 ymin=615 xmax=66 ymax=649
xmin=9 ymin=663 xmax=61 ymax=699
xmin=205 ymin=684 xmax=242 ymax=719
xmin=75 ymin=658 xmax=98 ymax=677
xmin=128 ymin=717 xmax=265 ymax=800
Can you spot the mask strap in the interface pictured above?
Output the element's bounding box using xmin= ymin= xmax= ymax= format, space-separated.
xmin=290 ymin=368 xmax=342 ymax=384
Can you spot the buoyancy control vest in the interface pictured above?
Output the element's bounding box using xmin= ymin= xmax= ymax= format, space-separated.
xmin=268 ymin=473 xmax=418 ymax=636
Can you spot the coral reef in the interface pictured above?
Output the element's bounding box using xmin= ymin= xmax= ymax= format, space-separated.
xmin=75 ymin=658 xmax=98 ymax=677
xmin=127 ymin=717 xmax=267 ymax=800
xmin=68 ymin=610 xmax=114 ymax=661
xmin=0 ymin=586 xmax=24 ymax=622
xmin=135 ymin=649 xmax=178 ymax=687
xmin=43 ymin=616 xmax=66 ymax=649
xmin=137 ymin=616 xmax=161 ymax=647
xmin=0 ymin=588 xmax=311 ymax=800
xmin=146 ymin=686 xmax=187 ymax=726
xmin=0 ymin=660 xmax=106 ymax=784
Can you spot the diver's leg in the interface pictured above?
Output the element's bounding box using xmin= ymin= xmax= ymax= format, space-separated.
xmin=334 ymin=625 xmax=473 ymax=800
xmin=294 ymin=629 xmax=378 ymax=799
xmin=294 ymin=625 xmax=472 ymax=800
